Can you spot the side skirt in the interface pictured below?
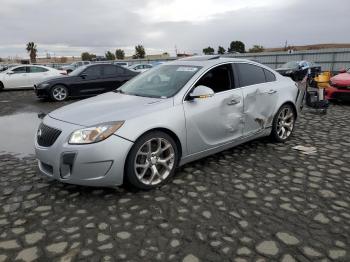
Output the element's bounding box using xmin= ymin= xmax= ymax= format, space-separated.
xmin=179 ymin=128 xmax=271 ymax=166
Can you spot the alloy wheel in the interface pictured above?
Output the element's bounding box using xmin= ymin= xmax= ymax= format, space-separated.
xmin=134 ymin=137 xmax=175 ymax=186
xmin=52 ymin=86 xmax=67 ymax=101
xmin=276 ymin=106 xmax=294 ymax=140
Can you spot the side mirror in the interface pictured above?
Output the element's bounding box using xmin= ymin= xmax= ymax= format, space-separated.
xmin=80 ymin=73 xmax=87 ymax=78
xmin=7 ymin=71 xmax=14 ymax=75
xmin=189 ymin=85 xmax=214 ymax=99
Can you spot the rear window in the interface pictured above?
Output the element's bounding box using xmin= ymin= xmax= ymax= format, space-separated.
xmin=236 ymin=63 xmax=266 ymax=87
xmin=264 ymin=69 xmax=276 ymax=82
xmin=30 ymin=66 xmax=48 ymax=73
xmin=84 ymin=66 xmax=102 ymax=78
xmin=103 ymin=65 xmax=124 ymax=76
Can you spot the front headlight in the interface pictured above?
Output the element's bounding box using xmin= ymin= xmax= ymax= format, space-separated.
xmin=69 ymin=121 xmax=124 ymax=144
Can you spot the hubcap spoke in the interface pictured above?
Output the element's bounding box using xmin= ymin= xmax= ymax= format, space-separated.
xmin=53 ymin=87 xmax=66 ymax=100
xmin=276 ymin=107 xmax=294 ymax=140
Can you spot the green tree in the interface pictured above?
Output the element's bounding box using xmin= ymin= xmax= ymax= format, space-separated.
xmin=105 ymin=51 xmax=116 ymax=60
xmin=81 ymin=52 xmax=92 ymax=61
xmin=203 ymin=46 xmax=214 ymax=55
xmin=133 ymin=45 xmax=146 ymax=59
xmin=228 ymin=41 xmax=245 ymax=53
xmin=217 ymin=46 xmax=226 ymax=54
xmin=26 ymin=42 xmax=37 ymax=63
xmin=249 ymin=45 xmax=264 ymax=53
xmin=115 ymin=49 xmax=125 ymax=60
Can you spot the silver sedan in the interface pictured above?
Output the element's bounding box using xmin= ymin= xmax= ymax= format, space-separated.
xmin=35 ymin=56 xmax=302 ymax=189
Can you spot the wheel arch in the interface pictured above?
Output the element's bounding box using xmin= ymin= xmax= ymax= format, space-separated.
xmin=122 ymin=127 xmax=183 ymax=187
xmin=279 ymin=101 xmax=298 ymax=119
xmin=129 ymin=127 xmax=183 ymax=162
xmin=50 ymin=83 xmax=70 ymax=94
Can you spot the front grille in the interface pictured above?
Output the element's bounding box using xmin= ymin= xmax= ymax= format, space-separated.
xmin=37 ymin=123 xmax=61 ymax=147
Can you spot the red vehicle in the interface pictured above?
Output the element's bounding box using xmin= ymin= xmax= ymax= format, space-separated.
xmin=325 ymin=69 xmax=350 ymax=101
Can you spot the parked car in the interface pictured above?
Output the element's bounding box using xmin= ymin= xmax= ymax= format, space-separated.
xmin=128 ymin=63 xmax=153 ymax=73
xmin=0 ymin=64 xmax=19 ymax=72
xmin=113 ymin=61 xmax=129 ymax=67
xmin=60 ymin=61 xmax=91 ymax=73
xmin=0 ymin=65 xmax=66 ymax=90
xmin=34 ymin=63 xmax=138 ymax=101
xmin=35 ymin=56 xmax=303 ymax=189
xmin=276 ymin=61 xmax=321 ymax=81
xmin=325 ymin=68 xmax=350 ymax=101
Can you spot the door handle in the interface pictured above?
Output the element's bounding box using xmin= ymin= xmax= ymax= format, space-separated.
xmin=267 ymin=89 xmax=277 ymax=94
xmin=227 ymin=98 xmax=240 ymax=105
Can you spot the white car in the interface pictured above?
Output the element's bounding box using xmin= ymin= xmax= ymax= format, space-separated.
xmin=0 ymin=65 xmax=66 ymax=90
xmin=128 ymin=64 xmax=153 ymax=73
xmin=60 ymin=61 xmax=91 ymax=73
xmin=113 ymin=61 xmax=130 ymax=68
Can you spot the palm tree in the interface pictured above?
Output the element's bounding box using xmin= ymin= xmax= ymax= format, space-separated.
xmin=26 ymin=42 xmax=37 ymax=63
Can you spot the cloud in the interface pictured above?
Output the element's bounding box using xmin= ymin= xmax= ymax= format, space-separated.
xmin=0 ymin=0 xmax=349 ymax=58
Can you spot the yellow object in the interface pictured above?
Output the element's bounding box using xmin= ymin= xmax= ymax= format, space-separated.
xmin=314 ymin=71 xmax=331 ymax=88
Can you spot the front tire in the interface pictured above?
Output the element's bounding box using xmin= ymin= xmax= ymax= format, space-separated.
xmin=0 ymin=82 xmax=4 ymax=91
xmin=50 ymin=85 xmax=68 ymax=101
xmin=124 ymin=131 xmax=178 ymax=190
xmin=270 ymin=104 xmax=296 ymax=142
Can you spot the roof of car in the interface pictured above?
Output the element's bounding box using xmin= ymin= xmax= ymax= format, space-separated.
xmin=168 ymin=56 xmax=257 ymax=67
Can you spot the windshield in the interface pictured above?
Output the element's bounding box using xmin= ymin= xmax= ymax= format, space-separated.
xmin=281 ymin=61 xmax=300 ymax=69
xmin=118 ymin=65 xmax=201 ymax=98
xmin=69 ymin=65 xmax=88 ymax=76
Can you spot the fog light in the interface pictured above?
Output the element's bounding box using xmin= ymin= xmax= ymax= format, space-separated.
xmin=60 ymin=152 xmax=76 ymax=179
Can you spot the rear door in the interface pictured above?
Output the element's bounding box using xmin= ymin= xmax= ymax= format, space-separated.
xmin=28 ymin=66 xmax=50 ymax=85
xmin=234 ymin=63 xmax=279 ymax=136
xmin=101 ymin=65 xmax=128 ymax=91
xmin=183 ymin=63 xmax=244 ymax=154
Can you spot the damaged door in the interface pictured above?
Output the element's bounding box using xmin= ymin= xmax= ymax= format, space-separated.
xmin=183 ymin=63 xmax=244 ymax=154
xmin=235 ymin=63 xmax=279 ymax=136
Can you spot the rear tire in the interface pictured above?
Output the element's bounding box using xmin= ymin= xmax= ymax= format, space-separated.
xmin=270 ymin=104 xmax=296 ymax=142
xmin=0 ymin=82 xmax=4 ymax=91
xmin=124 ymin=131 xmax=178 ymax=190
xmin=50 ymin=85 xmax=68 ymax=101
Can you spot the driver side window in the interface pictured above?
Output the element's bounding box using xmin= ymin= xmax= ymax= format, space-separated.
xmin=12 ymin=67 xmax=27 ymax=74
xmin=194 ymin=64 xmax=233 ymax=93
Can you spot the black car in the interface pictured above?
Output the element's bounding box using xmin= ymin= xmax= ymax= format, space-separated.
xmin=34 ymin=64 xmax=138 ymax=101
xmin=275 ymin=61 xmax=321 ymax=81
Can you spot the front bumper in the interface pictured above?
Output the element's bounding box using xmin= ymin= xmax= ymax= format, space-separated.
xmin=35 ymin=116 xmax=133 ymax=187
xmin=34 ymin=85 xmax=50 ymax=98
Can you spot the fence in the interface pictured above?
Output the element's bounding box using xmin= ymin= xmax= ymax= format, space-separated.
xmin=3 ymin=48 xmax=350 ymax=72
xmin=225 ymin=48 xmax=350 ymax=72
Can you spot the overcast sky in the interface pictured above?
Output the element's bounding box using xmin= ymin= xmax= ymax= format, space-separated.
xmin=1 ymin=0 xmax=349 ymax=58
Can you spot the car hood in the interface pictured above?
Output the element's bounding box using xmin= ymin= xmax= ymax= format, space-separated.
xmin=330 ymin=73 xmax=350 ymax=86
xmin=49 ymin=92 xmax=172 ymax=126
xmin=46 ymin=75 xmax=69 ymax=82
